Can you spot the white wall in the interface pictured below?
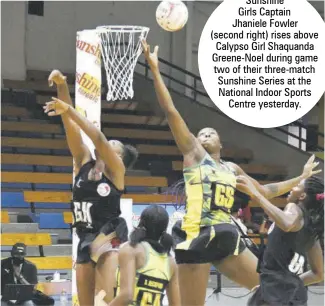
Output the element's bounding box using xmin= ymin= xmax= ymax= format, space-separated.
xmin=25 ymin=1 xmax=186 ymax=74
xmin=1 ymin=1 xmax=27 ymax=81
xmin=192 ymin=2 xmax=221 ymax=75
xmin=303 ymin=104 xmax=320 ymax=125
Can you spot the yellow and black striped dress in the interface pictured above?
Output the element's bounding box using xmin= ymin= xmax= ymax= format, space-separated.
xmin=115 ymin=242 xmax=171 ymax=306
xmin=175 ymin=153 xmax=237 ymax=252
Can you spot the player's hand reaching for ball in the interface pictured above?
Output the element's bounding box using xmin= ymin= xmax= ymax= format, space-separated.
xmin=43 ymin=97 xmax=70 ymax=116
xmin=236 ymin=175 xmax=259 ymax=198
xmin=48 ymin=69 xmax=67 ymax=87
xmin=301 ymin=154 xmax=322 ymax=179
xmin=141 ymin=39 xmax=159 ymax=70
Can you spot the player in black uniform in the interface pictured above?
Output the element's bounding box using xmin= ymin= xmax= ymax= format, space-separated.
xmin=46 ymin=70 xmax=138 ymax=306
xmin=237 ymin=175 xmax=324 ymax=306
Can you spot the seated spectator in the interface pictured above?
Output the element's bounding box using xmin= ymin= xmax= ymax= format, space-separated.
xmin=1 ymin=243 xmax=54 ymax=306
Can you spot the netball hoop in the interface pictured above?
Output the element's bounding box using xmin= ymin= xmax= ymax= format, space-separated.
xmin=96 ymin=25 xmax=149 ymax=101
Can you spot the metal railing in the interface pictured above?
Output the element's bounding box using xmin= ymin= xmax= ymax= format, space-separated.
xmin=137 ymin=57 xmax=324 ymax=153
xmin=138 ymin=57 xmax=212 ymax=107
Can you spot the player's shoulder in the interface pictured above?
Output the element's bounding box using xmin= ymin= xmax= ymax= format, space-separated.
xmin=167 ymin=255 xmax=177 ymax=277
xmin=119 ymin=242 xmax=139 ymax=254
xmin=119 ymin=241 xmax=132 ymax=251
xmin=168 ymin=255 xmax=177 ymax=269
xmin=119 ymin=242 xmax=145 ymax=262
xmin=224 ymin=161 xmax=240 ymax=174
xmin=168 ymin=254 xmax=176 ymax=265
xmin=285 ymin=202 xmax=297 ymax=209
xmin=284 ymin=202 xmax=304 ymax=219
xmin=285 ymin=202 xmax=302 ymax=213
xmin=75 ymin=159 xmax=94 ymax=176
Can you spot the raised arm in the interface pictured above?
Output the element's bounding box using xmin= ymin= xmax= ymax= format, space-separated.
xmin=299 ymin=239 xmax=324 ymax=286
xmin=48 ymin=70 xmax=91 ymax=173
xmin=108 ymin=245 xmax=136 ymax=306
xmin=142 ymin=40 xmax=204 ymax=162
xmin=229 ymin=155 xmax=321 ymax=199
xmin=43 ymin=97 xmax=125 ymax=186
xmin=236 ymin=176 xmax=303 ymax=232
xmin=166 ymin=257 xmax=181 ymax=306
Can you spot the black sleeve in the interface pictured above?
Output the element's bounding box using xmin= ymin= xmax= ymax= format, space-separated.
xmin=25 ymin=263 xmax=38 ymax=285
xmin=1 ymin=259 xmax=11 ymax=291
xmin=30 ymin=264 xmax=38 ymax=285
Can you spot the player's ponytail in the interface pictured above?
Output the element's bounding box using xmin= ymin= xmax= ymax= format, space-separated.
xmin=159 ymin=231 xmax=174 ymax=254
xmin=130 ymin=205 xmax=173 ymax=254
xmin=123 ymin=145 xmax=138 ymax=169
xmin=129 ymin=227 xmax=147 ymax=247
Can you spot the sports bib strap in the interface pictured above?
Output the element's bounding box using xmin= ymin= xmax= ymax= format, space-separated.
xmin=215 ymin=204 xmax=264 ymax=273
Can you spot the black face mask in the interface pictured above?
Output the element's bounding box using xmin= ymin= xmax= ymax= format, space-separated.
xmin=12 ymin=257 xmax=24 ymax=265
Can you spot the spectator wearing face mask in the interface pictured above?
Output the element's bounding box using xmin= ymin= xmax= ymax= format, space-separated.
xmin=1 ymin=243 xmax=38 ymax=306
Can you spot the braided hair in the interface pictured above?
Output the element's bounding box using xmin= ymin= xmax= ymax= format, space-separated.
xmin=304 ymin=176 xmax=324 ymax=241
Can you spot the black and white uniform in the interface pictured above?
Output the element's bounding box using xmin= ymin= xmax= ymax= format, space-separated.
xmin=248 ymin=206 xmax=314 ymax=306
xmin=72 ymin=160 xmax=128 ymax=264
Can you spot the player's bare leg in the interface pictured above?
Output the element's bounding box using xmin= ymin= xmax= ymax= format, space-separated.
xmin=213 ymin=248 xmax=259 ymax=290
xmin=76 ymin=262 xmax=96 ymax=306
xmin=95 ymin=252 xmax=119 ymax=304
xmin=178 ymin=263 xmax=211 ymax=306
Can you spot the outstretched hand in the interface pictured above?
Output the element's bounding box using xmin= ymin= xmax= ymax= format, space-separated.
xmin=43 ymin=97 xmax=70 ymax=116
xmin=48 ymin=69 xmax=67 ymax=87
xmin=301 ymin=154 xmax=322 ymax=179
xmin=141 ymin=39 xmax=159 ymax=70
xmin=236 ymin=175 xmax=259 ymax=198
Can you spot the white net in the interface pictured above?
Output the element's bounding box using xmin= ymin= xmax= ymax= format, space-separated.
xmin=97 ymin=25 xmax=149 ymax=101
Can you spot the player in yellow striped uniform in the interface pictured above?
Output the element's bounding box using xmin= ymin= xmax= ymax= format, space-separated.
xmin=142 ymin=39 xmax=320 ymax=306
xmin=111 ymin=205 xmax=180 ymax=306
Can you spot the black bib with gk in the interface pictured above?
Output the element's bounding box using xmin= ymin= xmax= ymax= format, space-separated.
xmin=72 ymin=160 xmax=122 ymax=233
